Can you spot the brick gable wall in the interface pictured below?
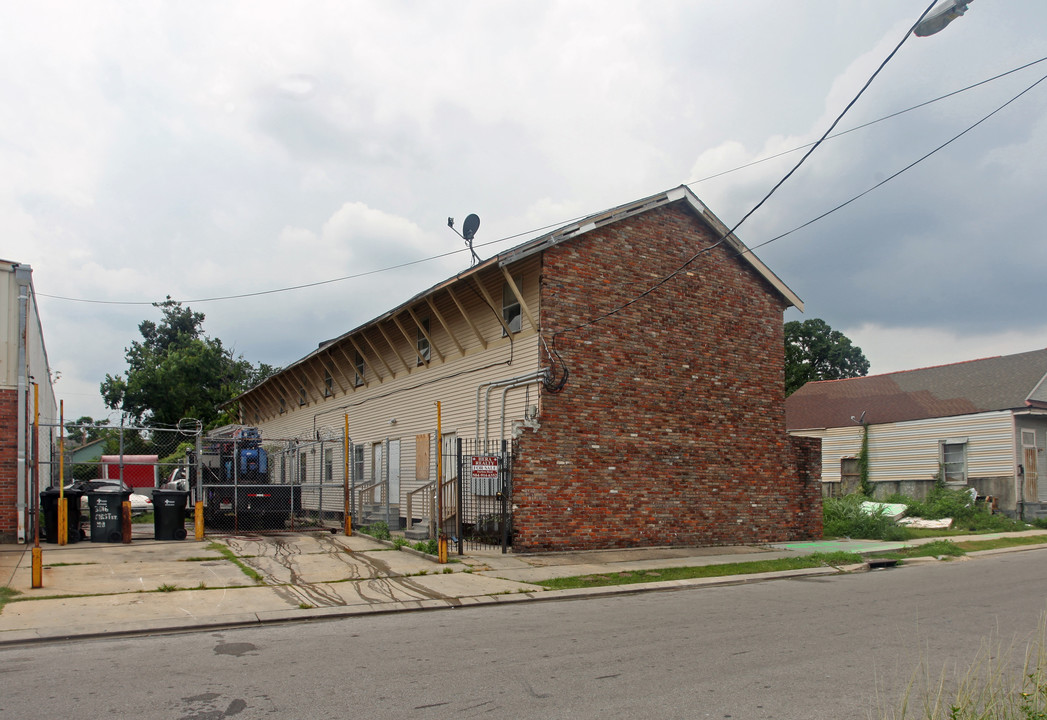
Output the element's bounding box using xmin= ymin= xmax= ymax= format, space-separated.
xmin=513 ymin=201 xmax=821 ymax=551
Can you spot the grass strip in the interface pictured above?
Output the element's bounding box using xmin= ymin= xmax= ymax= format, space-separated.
xmin=952 ymin=534 xmax=1047 ymax=553
xmin=534 ymin=551 xmax=863 ymax=591
xmin=206 ymin=542 xmax=265 ymax=584
xmin=870 ymin=540 xmax=966 ymax=560
xmin=0 ymin=586 xmax=21 ymax=614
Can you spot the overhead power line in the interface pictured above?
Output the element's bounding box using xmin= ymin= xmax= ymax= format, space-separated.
xmin=35 ymin=44 xmax=1044 ymax=309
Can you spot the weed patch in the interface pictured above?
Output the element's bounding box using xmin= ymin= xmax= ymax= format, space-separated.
xmin=0 ymin=586 xmax=21 ymax=614
xmin=535 ymin=552 xmax=863 ymax=591
xmin=358 ymin=522 xmax=391 ymax=541
xmin=953 ymin=535 xmax=1047 ymax=553
xmin=205 ymin=542 xmax=265 ymax=584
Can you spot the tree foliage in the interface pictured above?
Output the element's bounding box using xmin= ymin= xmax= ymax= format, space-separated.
xmin=784 ymin=318 xmax=870 ymax=396
xmin=101 ymin=299 xmax=275 ymax=429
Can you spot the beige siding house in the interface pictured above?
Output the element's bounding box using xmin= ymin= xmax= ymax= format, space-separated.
xmin=786 ymin=348 xmax=1047 ymax=519
xmin=235 ymin=186 xmax=823 ymax=550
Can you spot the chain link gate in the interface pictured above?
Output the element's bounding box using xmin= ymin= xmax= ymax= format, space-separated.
xmin=452 ymin=438 xmax=515 ymax=553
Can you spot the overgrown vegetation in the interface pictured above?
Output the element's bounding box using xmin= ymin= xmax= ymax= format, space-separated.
xmin=882 ymin=615 xmax=1047 ymax=719
xmin=825 ymin=486 xmax=1033 ymax=541
xmin=413 ymin=539 xmax=439 ymax=555
xmin=823 ymin=494 xmax=909 ymax=541
xmin=872 ymin=540 xmax=966 ymax=561
xmin=357 ymin=521 xmax=391 ymax=541
xmin=535 ymin=552 xmax=863 ymax=591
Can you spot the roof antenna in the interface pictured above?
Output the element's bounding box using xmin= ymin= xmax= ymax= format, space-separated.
xmin=850 ymin=410 xmax=867 ymax=425
xmin=448 ymin=213 xmax=481 ymax=266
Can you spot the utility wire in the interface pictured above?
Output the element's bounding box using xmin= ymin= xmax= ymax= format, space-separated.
xmin=36 ymin=44 xmax=1040 ymax=309
xmin=686 ymin=54 xmax=1047 ymax=187
xmin=743 ymin=69 xmax=1047 ymax=256
xmin=547 ymin=0 xmax=938 ymax=344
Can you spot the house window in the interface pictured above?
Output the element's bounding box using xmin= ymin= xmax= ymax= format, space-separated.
xmin=298 ymin=454 xmax=307 ymax=485
xmin=353 ymin=445 xmax=364 ymax=483
xmin=354 ymin=352 xmax=365 ymax=387
xmin=279 ymin=397 xmax=286 ymax=414
xmin=840 ymin=457 xmax=860 ymax=491
xmin=502 ymin=277 xmax=522 ymax=335
xmin=323 ymin=370 xmax=334 ymax=397
xmin=416 ymin=317 xmax=431 ymax=366
xmin=325 ymin=453 xmax=334 ymax=483
xmin=941 ymin=439 xmax=968 ymax=483
xmin=298 ymin=386 xmax=307 ymax=406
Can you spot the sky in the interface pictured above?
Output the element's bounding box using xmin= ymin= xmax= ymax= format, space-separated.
xmin=4 ymin=0 xmax=1046 ymax=423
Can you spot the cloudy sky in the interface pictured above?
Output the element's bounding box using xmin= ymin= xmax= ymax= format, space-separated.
xmin=6 ymin=1 xmax=1046 ymax=422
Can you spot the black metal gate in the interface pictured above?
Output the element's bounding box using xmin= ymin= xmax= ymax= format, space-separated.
xmin=453 ymin=438 xmax=514 ymax=553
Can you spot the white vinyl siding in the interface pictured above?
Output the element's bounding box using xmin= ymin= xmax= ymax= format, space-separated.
xmin=809 ymin=411 xmax=1014 ymax=484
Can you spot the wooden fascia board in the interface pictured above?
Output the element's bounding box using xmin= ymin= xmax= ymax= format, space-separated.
xmin=393 ymin=314 xmax=429 ymax=368
xmin=473 ymin=274 xmax=513 ymax=337
xmin=406 ymin=306 xmax=444 ymax=363
xmin=446 ymin=286 xmax=487 ymax=349
xmin=426 ymin=295 xmax=465 ymax=357
xmin=500 ymin=265 xmax=536 ymax=332
xmin=376 ymin=323 xmax=412 ymax=373
xmin=360 ymin=333 xmax=395 ymax=380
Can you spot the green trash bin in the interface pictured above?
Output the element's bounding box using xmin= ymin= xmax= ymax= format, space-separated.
xmin=40 ymin=487 xmax=83 ymax=544
xmin=152 ymin=489 xmax=189 ymax=540
xmin=88 ymin=488 xmax=130 ymax=543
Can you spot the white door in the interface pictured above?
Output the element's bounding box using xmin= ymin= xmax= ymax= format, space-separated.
xmin=388 ymin=439 xmax=401 ymax=507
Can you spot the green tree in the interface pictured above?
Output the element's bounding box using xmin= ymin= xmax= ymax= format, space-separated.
xmin=64 ymin=416 xmax=111 ymax=445
xmin=784 ymin=318 xmax=870 ymax=396
xmin=101 ymin=299 xmax=275 ymax=429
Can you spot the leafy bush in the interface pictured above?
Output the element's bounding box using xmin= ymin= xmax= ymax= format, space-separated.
xmin=823 ymin=494 xmax=909 ymax=541
xmin=906 ymin=487 xmax=1028 ymax=532
xmin=392 ymin=536 xmax=409 ymax=549
xmin=413 ymin=538 xmax=439 ymax=555
xmin=358 ymin=521 xmax=390 ymax=540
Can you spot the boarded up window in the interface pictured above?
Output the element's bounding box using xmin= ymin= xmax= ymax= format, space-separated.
xmin=415 ymin=434 xmax=431 ymax=481
xmin=840 ymin=457 xmax=860 ymax=494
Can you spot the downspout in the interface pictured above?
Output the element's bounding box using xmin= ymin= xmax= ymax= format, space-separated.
xmin=16 ymin=276 xmax=29 ymax=542
xmin=478 ymin=370 xmax=547 ymax=447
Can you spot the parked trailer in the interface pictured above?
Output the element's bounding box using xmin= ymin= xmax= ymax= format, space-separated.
xmin=191 ymin=426 xmax=299 ymax=530
xmin=101 ymin=455 xmax=159 ymax=490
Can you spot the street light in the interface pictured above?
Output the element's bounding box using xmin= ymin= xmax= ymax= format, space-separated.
xmin=914 ymin=0 xmax=972 ymax=37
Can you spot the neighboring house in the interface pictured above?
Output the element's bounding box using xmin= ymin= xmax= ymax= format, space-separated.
xmin=785 ymin=348 xmax=1047 ymax=519
xmin=235 ymin=186 xmax=822 ymax=551
xmin=63 ymin=436 xmax=106 ymax=480
xmin=1 ymin=260 xmax=57 ymax=543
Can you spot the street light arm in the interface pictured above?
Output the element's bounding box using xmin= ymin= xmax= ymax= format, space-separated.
xmin=914 ymin=0 xmax=972 ymax=37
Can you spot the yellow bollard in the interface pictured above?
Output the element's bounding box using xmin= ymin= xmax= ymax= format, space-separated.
xmin=31 ymin=546 xmax=43 ymax=588
xmin=57 ymin=498 xmax=68 ymax=546
xmin=438 ymin=535 xmax=448 ymax=564
xmin=195 ymin=501 xmax=204 ymax=541
xmin=121 ymin=501 xmax=132 ymax=543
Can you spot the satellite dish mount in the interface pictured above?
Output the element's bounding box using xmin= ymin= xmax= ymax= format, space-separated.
xmin=448 ymin=213 xmax=481 ymax=266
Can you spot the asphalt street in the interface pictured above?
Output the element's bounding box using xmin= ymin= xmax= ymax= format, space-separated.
xmin=2 ymin=546 xmax=1045 ymax=719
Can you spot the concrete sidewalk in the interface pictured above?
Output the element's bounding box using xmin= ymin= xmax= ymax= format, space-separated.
xmin=2 ymin=529 xmax=1045 ymax=646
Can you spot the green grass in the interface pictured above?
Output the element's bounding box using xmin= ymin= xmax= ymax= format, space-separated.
xmin=157 ymin=583 xmax=179 ymax=592
xmin=358 ymin=521 xmax=391 ymax=540
xmin=205 ymin=541 xmax=265 ymax=584
xmin=534 ymin=552 xmax=863 ymax=591
xmin=953 ymin=534 xmax=1047 ymax=553
xmin=0 ymin=586 xmax=21 ymax=614
xmin=131 ymin=511 xmax=154 ymax=524
xmin=872 ymin=540 xmax=966 ymax=561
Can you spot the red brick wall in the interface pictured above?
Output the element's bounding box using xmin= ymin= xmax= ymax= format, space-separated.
xmin=513 ymin=201 xmax=822 ymax=551
xmin=0 ymin=389 xmax=19 ymax=542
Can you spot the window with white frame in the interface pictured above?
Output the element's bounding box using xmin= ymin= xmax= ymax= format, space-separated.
xmin=353 ymin=445 xmax=365 ymax=483
xmin=941 ymin=439 xmax=968 ymax=482
xmin=298 ymin=386 xmax=307 ymax=406
xmin=323 ymin=370 xmax=334 ymax=397
xmin=502 ymin=277 xmax=522 ymax=335
xmin=416 ymin=317 xmax=431 ymax=365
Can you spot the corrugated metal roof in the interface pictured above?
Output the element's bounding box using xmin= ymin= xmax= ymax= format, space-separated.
xmin=786 ymin=347 xmax=1047 ymax=430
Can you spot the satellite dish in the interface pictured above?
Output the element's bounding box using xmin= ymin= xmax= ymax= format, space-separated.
xmin=463 ymin=214 xmax=480 ymax=241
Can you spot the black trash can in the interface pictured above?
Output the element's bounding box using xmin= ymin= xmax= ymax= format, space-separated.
xmin=152 ymin=489 xmax=189 ymax=540
xmin=39 ymin=487 xmax=83 ymax=544
xmin=88 ymin=488 xmax=131 ymax=543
